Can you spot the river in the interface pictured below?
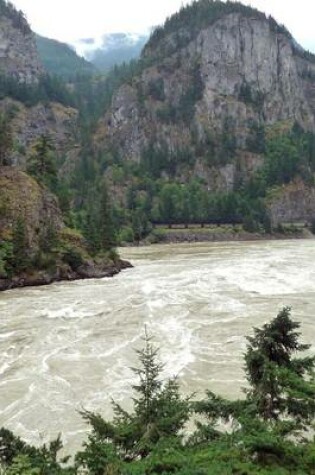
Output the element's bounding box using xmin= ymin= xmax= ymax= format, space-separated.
xmin=0 ymin=240 xmax=314 ymax=454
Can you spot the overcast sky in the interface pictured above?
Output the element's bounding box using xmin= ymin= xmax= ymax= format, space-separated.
xmin=10 ymin=0 xmax=315 ymax=53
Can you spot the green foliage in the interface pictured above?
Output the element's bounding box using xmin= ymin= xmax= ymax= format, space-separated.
xmin=117 ymin=226 xmax=134 ymax=244
xmin=147 ymin=77 xmax=165 ymax=101
xmin=0 ymin=240 xmax=13 ymax=277
xmin=27 ymin=135 xmax=58 ymax=191
xmin=239 ymin=83 xmax=265 ymax=112
xmin=154 ymin=62 xmax=204 ymax=125
xmin=1 ymin=309 xmax=315 ymax=473
xmin=61 ymin=247 xmax=84 ymax=271
xmin=0 ymin=112 xmax=13 ymax=166
xmin=0 ymin=429 xmax=73 ymax=474
xmin=77 ymin=332 xmax=190 ymax=472
xmin=11 ymin=216 xmax=29 ymax=272
xmin=99 ymin=183 xmax=117 ymax=251
xmin=72 ymin=60 xmax=149 ymax=126
xmin=141 ymin=143 xmax=195 ymax=178
xmin=245 ymin=306 xmax=315 ymax=426
xmin=241 ymin=124 xmax=315 ymax=205
xmin=177 ymin=62 xmax=204 ymax=124
xmin=246 ymin=121 xmax=266 ymax=154
xmin=193 ymin=308 xmax=315 ymax=472
xmin=0 ymin=74 xmax=74 ymax=108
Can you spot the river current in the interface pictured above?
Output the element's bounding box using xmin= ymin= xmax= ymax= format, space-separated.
xmin=0 ymin=240 xmax=314 ymax=453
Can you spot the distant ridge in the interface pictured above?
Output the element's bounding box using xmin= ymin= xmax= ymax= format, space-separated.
xmin=36 ymin=35 xmax=96 ymax=78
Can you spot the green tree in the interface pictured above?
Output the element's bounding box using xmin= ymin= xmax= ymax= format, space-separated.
xmin=0 ymin=113 xmax=13 ymax=166
xmin=77 ymin=332 xmax=190 ymax=472
xmin=196 ymin=308 xmax=315 ymax=437
xmin=11 ymin=216 xmax=29 ymax=272
xmin=99 ymin=182 xmax=116 ymax=251
xmin=245 ymin=306 xmax=315 ymax=426
xmin=27 ymin=135 xmax=57 ymax=190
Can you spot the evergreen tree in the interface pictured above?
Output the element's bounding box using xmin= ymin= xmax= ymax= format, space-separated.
xmin=245 ymin=307 xmax=315 ymax=427
xmin=27 ymin=135 xmax=57 ymax=190
xmin=77 ymin=332 xmax=190 ymax=472
xmin=0 ymin=113 xmax=13 ymax=166
xmin=11 ymin=216 xmax=29 ymax=272
xmin=99 ymin=182 xmax=116 ymax=251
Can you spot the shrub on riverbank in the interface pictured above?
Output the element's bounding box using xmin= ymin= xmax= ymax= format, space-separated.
xmin=0 ymin=308 xmax=314 ymax=474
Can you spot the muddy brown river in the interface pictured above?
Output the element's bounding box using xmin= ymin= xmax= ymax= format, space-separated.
xmin=0 ymin=240 xmax=314 ymax=454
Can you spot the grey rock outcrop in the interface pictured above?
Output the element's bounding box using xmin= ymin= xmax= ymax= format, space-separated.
xmin=0 ymin=5 xmax=44 ymax=83
xmin=0 ymin=167 xmax=64 ymax=251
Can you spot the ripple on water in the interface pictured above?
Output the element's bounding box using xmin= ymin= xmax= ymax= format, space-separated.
xmin=0 ymin=240 xmax=314 ymax=453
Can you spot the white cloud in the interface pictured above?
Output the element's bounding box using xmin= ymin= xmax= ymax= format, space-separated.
xmin=9 ymin=0 xmax=315 ymax=52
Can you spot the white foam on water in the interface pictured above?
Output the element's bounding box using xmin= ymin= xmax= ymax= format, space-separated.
xmin=141 ymin=281 xmax=156 ymax=295
xmin=0 ymin=331 xmax=16 ymax=339
xmin=0 ymin=240 xmax=315 ymax=453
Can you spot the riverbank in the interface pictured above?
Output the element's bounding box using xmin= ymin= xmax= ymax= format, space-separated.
xmin=0 ymin=258 xmax=132 ymax=291
xmin=139 ymin=224 xmax=314 ymax=245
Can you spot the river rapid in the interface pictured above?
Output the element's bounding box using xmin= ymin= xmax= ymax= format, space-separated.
xmin=0 ymin=240 xmax=314 ymax=454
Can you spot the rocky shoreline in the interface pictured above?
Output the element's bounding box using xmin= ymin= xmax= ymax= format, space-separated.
xmin=156 ymin=231 xmax=313 ymax=244
xmin=0 ymin=258 xmax=132 ymax=292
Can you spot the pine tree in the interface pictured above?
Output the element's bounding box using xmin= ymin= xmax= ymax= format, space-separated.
xmin=0 ymin=113 xmax=13 ymax=166
xmin=194 ymin=307 xmax=315 ymax=447
xmin=78 ymin=331 xmax=190 ymax=471
xmin=99 ymin=182 xmax=116 ymax=251
xmin=245 ymin=307 xmax=315 ymax=426
xmin=11 ymin=216 xmax=29 ymax=272
xmin=27 ymin=135 xmax=57 ymax=190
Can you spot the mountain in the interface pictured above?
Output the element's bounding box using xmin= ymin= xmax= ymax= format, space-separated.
xmin=0 ymin=0 xmax=125 ymax=290
xmin=1 ymin=0 xmax=315 ymax=269
xmin=93 ymin=0 xmax=315 ymax=230
xmin=75 ymin=32 xmax=148 ymax=72
xmin=0 ymin=0 xmax=44 ymax=83
xmin=36 ymin=35 xmax=96 ymax=79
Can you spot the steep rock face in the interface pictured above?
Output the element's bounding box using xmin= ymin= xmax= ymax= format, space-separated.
xmin=0 ymin=167 xmax=63 ymax=250
xmin=0 ymin=3 xmax=44 ymax=83
xmin=0 ymin=2 xmax=79 ymax=167
xmin=1 ymin=98 xmax=79 ymax=167
xmin=96 ymin=12 xmax=315 ymax=193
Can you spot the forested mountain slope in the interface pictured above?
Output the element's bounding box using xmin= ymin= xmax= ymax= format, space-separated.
xmin=0 ymin=0 xmax=126 ymax=290
xmin=92 ymin=0 xmax=315 ymax=233
xmin=36 ymin=35 xmax=96 ymax=79
xmin=1 ymin=0 xmax=315 ymax=266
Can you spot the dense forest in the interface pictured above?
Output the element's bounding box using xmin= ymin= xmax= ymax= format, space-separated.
xmin=0 ymin=308 xmax=314 ymax=474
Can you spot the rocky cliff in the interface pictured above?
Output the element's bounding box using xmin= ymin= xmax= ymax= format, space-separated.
xmin=1 ymin=98 xmax=79 ymax=167
xmin=0 ymin=1 xmax=79 ymax=167
xmin=95 ymin=4 xmax=315 ymax=196
xmin=0 ymin=0 xmax=44 ymax=83
xmin=0 ymin=166 xmax=63 ymax=247
xmin=0 ymin=1 xmax=129 ymax=290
